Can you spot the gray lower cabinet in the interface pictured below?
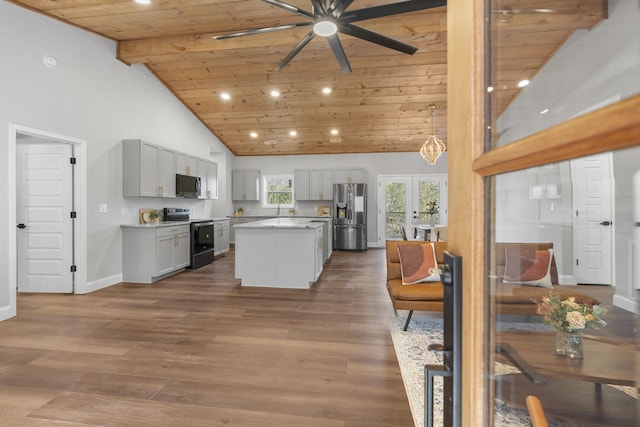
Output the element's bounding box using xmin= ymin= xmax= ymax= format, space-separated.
xmin=229 ymin=217 xmax=256 ymax=244
xmin=213 ymin=219 xmax=230 ymax=256
xmin=122 ymin=224 xmax=190 ymax=283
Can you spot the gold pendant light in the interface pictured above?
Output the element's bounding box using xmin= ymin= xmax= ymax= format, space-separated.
xmin=420 ymin=104 xmax=446 ymax=165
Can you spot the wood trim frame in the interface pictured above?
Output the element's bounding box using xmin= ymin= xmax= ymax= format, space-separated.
xmin=473 ymin=94 xmax=640 ymax=177
xmin=449 ymin=2 xmax=640 ymax=426
xmin=447 ymin=0 xmax=489 ymax=424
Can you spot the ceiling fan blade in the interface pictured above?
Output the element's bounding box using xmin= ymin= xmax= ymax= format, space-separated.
xmin=275 ymin=30 xmax=317 ymax=70
xmin=340 ymin=23 xmax=417 ymax=55
xmin=331 ymin=0 xmax=354 ymax=16
xmin=213 ymin=22 xmax=311 ymax=40
xmin=261 ymin=0 xmax=315 ymax=20
xmin=326 ymin=34 xmax=352 ymax=74
xmin=342 ymin=0 xmax=446 ymax=23
xmin=310 ymin=0 xmax=327 ymax=14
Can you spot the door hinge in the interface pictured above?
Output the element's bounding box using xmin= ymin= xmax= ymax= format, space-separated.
xmin=70 ymin=211 xmax=77 ymax=219
xmin=576 ymin=259 xmax=579 ymax=266
xmin=70 ymin=157 xmax=77 ymax=165
xmin=70 ymin=265 xmax=77 ymax=272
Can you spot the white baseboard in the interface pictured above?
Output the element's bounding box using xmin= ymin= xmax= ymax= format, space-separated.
xmin=0 ymin=305 xmax=16 ymax=321
xmin=613 ymin=293 xmax=639 ymax=314
xmin=558 ymin=275 xmax=576 ymax=285
xmin=79 ymin=273 xmax=123 ymax=294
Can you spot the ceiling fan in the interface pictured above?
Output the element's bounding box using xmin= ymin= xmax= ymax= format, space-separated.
xmin=212 ymin=0 xmax=447 ymax=74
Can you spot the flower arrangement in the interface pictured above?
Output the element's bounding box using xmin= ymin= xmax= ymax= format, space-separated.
xmin=426 ymin=200 xmax=438 ymax=216
xmin=534 ymin=292 xmax=607 ymax=333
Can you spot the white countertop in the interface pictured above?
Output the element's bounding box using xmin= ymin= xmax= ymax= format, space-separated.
xmin=234 ymin=218 xmax=324 ymax=229
xmin=120 ymin=221 xmax=191 ymax=229
xmin=229 ymin=215 xmax=332 ymax=220
xmin=121 ymin=217 xmax=229 ymax=228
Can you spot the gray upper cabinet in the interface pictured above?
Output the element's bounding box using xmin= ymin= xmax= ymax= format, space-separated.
xmin=123 ymin=139 xmax=176 ymax=198
xmin=175 ymin=152 xmax=199 ymax=176
xmin=294 ymin=169 xmax=310 ymax=200
xmin=297 ymin=168 xmax=333 ymax=200
xmin=204 ymin=161 xmax=218 ymax=200
xmin=123 ymin=139 xmax=218 ymax=199
xmin=232 ymin=169 xmax=260 ymax=201
xmin=309 ymin=169 xmax=334 ymax=200
xmin=334 ymin=167 xmax=366 ymax=184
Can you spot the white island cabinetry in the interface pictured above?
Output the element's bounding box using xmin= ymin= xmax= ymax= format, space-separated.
xmin=235 ymin=218 xmax=323 ymax=289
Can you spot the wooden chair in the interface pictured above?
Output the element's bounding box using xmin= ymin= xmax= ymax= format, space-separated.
xmin=400 ymin=223 xmax=408 ymax=240
xmin=526 ymin=395 xmax=549 ymax=427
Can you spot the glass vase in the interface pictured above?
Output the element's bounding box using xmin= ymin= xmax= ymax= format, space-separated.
xmin=555 ymin=331 xmax=583 ymax=359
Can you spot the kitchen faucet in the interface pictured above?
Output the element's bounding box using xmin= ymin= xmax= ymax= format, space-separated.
xmin=277 ymin=202 xmax=280 ymax=216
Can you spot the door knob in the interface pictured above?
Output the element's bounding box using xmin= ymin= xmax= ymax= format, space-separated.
xmin=599 ymin=221 xmax=611 ymax=226
xmin=17 ymin=223 xmax=26 ymax=229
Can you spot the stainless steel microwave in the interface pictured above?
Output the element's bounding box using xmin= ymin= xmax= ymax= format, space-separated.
xmin=176 ymin=174 xmax=201 ymax=198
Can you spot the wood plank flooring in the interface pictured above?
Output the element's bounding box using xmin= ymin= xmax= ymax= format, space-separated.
xmin=0 ymin=248 xmax=412 ymax=426
xmin=0 ymin=248 xmax=635 ymax=426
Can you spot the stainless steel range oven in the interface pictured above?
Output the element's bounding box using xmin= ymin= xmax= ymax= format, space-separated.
xmin=164 ymin=208 xmax=215 ymax=269
xmin=189 ymin=219 xmax=215 ymax=269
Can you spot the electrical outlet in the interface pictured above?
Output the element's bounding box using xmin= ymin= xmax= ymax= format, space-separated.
xmin=99 ymin=204 xmax=108 ymax=213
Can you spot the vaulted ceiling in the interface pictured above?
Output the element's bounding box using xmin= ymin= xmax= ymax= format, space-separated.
xmin=10 ymin=0 xmax=606 ymax=156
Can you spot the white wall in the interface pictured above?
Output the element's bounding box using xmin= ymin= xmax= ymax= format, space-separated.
xmin=0 ymin=1 xmax=233 ymax=316
xmin=494 ymin=0 xmax=640 ymax=310
xmin=234 ymin=152 xmax=449 ymax=246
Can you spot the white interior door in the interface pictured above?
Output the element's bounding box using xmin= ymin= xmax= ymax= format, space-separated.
xmin=17 ymin=143 xmax=74 ymax=293
xmin=571 ymin=153 xmax=613 ymax=285
xmin=378 ymin=175 xmax=448 ymax=242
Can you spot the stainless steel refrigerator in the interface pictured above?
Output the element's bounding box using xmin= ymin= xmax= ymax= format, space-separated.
xmin=333 ymin=183 xmax=367 ymax=250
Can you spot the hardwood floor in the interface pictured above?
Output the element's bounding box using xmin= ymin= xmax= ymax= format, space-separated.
xmin=0 ymin=248 xmax=412 ymax=426
xmin=0 ymin=248 xmax=636 ymax=426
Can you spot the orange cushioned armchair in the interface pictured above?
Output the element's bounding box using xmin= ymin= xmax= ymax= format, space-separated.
xmin=385 ymin=240 xmax=600 ymax=330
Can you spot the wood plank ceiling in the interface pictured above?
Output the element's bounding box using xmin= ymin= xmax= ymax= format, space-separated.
xmin=10 ymin=0 xmax=607 ymax=156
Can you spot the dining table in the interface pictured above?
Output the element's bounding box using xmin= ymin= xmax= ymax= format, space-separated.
xmin=412 ymin=223 xmax=433 ymax=241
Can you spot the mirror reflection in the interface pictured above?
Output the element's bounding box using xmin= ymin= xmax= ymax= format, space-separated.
xmin=488 ymin=0 xmax=640 ymax=147
xmin=489 ymin=147 xmax=639 ymax=425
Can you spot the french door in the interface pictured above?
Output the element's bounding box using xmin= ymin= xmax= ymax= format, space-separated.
xmin=377 ymin=174 xmax=448 ymax=242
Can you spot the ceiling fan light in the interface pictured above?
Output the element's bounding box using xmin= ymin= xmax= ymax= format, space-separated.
xmin=313 ymin=20 xmax=337 ymax=37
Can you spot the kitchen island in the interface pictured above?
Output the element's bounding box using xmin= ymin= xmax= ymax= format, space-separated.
xmin=234 ymin=218 xmax=324 ymax=289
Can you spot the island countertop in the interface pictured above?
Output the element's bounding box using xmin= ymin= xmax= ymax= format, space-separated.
xmin=233 ymin=218 xmax=324 ymax=229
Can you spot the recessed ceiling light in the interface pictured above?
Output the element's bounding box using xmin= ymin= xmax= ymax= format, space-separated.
xmin=270 ymin=90 xmax=280 ymax=97
xmin=330 ymin=129 xmax=339 ymax=135
xmin=517 ymin=79 xmax=530 ymax=88
xmin=487 ymin=86 xmax=494 ymax=93
xmin=313 ymin=20 xmax=338 ymax=37
xmin=220 ymin=92 xmax=231 ymax=101
xmin=540 ymin=108 xmax=549 ymax=114
xmin=134 ymin=0 xmax=151 ymax=4
xmin=250 ymin=132 xmax=258 ymax=138
xmin=289 ymin=130 xmax=297 ymax=137
xmin=322 ymin=87 xmax=332 ymax=95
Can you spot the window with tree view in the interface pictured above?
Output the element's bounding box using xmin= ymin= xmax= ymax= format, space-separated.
xmin=263 ymin=175 xmax=294 ymax=208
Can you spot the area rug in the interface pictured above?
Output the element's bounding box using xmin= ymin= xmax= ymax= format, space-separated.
xmin=388 ymin=316 xmax=637 ymax=427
